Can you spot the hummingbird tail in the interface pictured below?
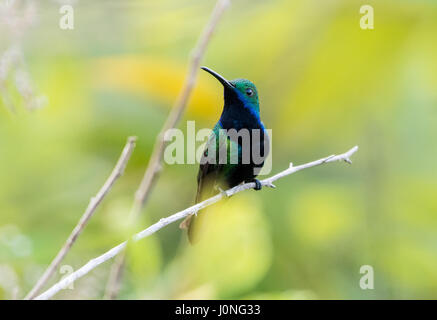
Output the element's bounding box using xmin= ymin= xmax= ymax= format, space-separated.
xmin=181 ymin=172 xmax=210 ymax=244
xmin=179 ymin=212 xmax=199 ymax=245
xmin=179 ymin=215 xmax=192 ymax=230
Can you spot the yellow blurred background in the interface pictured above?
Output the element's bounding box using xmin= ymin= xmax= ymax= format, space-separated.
xmin=0 ymin=0 xmax=436 ymax=299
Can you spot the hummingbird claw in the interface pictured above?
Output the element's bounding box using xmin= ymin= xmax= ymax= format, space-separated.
xmin=253 ymin=179 xmax=262 ymax=191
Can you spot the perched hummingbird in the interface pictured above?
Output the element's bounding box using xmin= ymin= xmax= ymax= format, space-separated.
xmin=180 ymin=66 xmax=269 ymax=243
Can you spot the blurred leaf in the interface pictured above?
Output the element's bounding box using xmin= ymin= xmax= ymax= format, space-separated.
xmin=180 ymin=194 xmax=272 ymax=297
xmin=91 ymin=56 xmax=221 ymax=119
xmin=288 ymin=185 xmax=360 ymax=248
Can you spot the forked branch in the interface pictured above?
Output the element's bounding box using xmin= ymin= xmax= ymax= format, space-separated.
xmin=35 ymin=145 xmax=358 ymax=300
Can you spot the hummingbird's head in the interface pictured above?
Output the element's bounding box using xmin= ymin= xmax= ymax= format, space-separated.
xmin=201 ymin=66 xmax=260 ymax=113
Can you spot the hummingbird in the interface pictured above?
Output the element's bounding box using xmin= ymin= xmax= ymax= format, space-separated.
xmin=180 ymin=66 xmax=270 ymax=243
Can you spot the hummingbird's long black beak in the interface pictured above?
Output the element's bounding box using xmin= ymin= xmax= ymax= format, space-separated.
xmin=201 ymin=66 xmax=234 ymax=89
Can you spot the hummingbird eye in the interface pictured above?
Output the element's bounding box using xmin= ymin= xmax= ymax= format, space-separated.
xmin=245 ymin=88 xmax=253 ymax=96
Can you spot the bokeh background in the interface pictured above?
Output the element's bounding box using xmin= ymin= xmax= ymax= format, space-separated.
xmin=0 ymin=0 xmax=436 ymax=299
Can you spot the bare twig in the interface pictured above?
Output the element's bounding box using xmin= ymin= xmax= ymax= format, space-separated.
xmin=103 ymin=251 xmax=126 ymax=300
xmin=25 ymin=136 xmax=137 ymax=300
xmin=36 ymin=145 xmax=358 ymax=300
xmin=104 ymin=0 xmax=231 ymax=299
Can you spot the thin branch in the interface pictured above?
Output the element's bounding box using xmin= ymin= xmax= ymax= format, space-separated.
xmin=25 ymin=136 xmax=137 ymax=300
xmin=36 ymin=145 xmax=358 ymax=300
xmin=104 ymin=0 xmax=231 ymax=299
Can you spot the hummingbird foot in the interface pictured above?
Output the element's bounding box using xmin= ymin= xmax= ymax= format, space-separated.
xmin=252 ymin=179 xmax=262 ymax=191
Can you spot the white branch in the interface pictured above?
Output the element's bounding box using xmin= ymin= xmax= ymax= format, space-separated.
xmin=35 ymin=145 xmax=358 ymax=300
xmin=25 ymin=137 xmax=137 ymax=300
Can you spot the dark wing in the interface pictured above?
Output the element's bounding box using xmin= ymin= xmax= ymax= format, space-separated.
xmin=195 ymin=150 xmax=218 ymax=202
xmin=179 ymin=124 xmax=225 ymax=243
xmin=179 ymin=143 xmax=219 ymax=233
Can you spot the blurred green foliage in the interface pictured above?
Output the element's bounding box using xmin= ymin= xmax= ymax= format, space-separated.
xmin=0 ymin=0 xmax=436 ymax=299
